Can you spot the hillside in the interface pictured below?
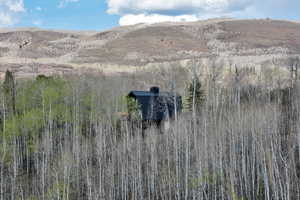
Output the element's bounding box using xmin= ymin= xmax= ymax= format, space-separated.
xmin=0 ymin=18 xmax=299 ymax=78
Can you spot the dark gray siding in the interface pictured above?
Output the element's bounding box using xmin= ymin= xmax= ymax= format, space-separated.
xmin=128 ymin=90 xmax=182 ymax=121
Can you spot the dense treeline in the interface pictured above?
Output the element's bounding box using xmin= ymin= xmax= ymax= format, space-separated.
xmin=0 ymin=64 xmax=300 ymax=200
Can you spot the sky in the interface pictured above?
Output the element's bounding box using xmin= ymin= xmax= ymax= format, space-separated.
xmin=1 ymin=0 xmax=299 ymax=31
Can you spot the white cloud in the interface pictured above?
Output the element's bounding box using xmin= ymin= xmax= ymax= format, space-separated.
xmin=6 ymin=0 xmax=24 ymax=12
xmin=58 ymin=0 xmax=79 ymax=8
xmin=107 ymin=0 xmax=300 ymax=25
xmin=0 ymin=0 xmax=25 ymax=26
xmin=33 ymin=19 xmax=42 ymax=26
xmin=0 ymin=12 xmax=13 ymax=25
xmin=107 ymin=0 xmax=251 ymax=25
xmin=36 ymin=6 xmax=42 ymax=11
xmin=119 ymin=14 xmax=201 ymax=26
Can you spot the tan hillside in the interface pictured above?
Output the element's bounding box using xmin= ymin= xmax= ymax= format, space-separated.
xmin=0 ymin=18 xmax=299 ymax=78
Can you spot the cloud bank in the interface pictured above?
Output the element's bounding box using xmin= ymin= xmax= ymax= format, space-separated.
xmin=0 ymin=0 xmax=25 ymax=26
xmin=119 ymin=14 xmax=201 ymax=26
xmin=107 ymin=0 xmax=300 ymax=26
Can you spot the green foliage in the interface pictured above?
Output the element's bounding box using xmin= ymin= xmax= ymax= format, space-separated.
xmin=3 ymin=116 xmax=18 ymax=139
xmin=188 ymin=170 xmax=223 ymax=190
xmin=115 ymin=95 xmax=141 ymax=120
xmin=25 ymin=196 xmax=38 ymax=200
xmin=0 ymin=76 xmax=73 ymax=167
xmin=126 ymin=96 xmax=141 ymax=120
xmin=184 ymin=76 xmax=205 ymax=112
xmin=46 ymin=181 xmax=68 ymax=200
xmin=0 ymin=141 xmax=13 ymax=165
xmin=16 ymin=76 xmax=70 ymax=121
xmin=20 ymin=109 xmax=43 ymax=131
xmin=112 ymin=95 xmax=141 ymax=138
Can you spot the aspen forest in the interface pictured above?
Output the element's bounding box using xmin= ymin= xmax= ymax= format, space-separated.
xmin=0 ymin=61 xmax=300 ymax=200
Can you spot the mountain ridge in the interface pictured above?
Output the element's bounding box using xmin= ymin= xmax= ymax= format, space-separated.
xmin=0 ymin=18 xmax=299 ymax=79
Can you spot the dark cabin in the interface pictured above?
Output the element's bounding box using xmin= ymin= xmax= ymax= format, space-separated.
xmin=127 ymin=87 xmax=182 ymax=123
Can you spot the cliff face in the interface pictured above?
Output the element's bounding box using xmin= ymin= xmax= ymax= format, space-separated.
xmin=0 ymin=18 xmax=299 ymax=80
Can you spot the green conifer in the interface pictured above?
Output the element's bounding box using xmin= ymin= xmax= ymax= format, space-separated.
xmin=184 ymin=76 xmax=205 ymax=112
xmin=3 ymin=70 xmax=16 ymax=116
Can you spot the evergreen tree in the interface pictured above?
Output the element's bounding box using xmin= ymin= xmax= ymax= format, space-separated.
xmin=184 ymin=76 xmax=205 ymax=112
xmin=3 ymin=70 xmax=16 ymax=116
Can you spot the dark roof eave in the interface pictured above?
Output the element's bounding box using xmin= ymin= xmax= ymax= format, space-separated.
xmin=128 ymin=90 xmax=180 ymax=97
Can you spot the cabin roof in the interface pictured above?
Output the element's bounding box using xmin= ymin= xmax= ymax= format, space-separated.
xmin=128 ymin=90 xmax=178 ymax=97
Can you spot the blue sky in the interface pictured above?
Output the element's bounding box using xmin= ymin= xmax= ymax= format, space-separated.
xmin=17 ymin=0 xmax=119 ymax=30
xmin=1 ymin=0 xmax=300 ymax=31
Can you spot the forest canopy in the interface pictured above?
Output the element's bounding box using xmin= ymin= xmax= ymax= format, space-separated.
xmin=0 ymin=66 xmax=299 ymax=200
